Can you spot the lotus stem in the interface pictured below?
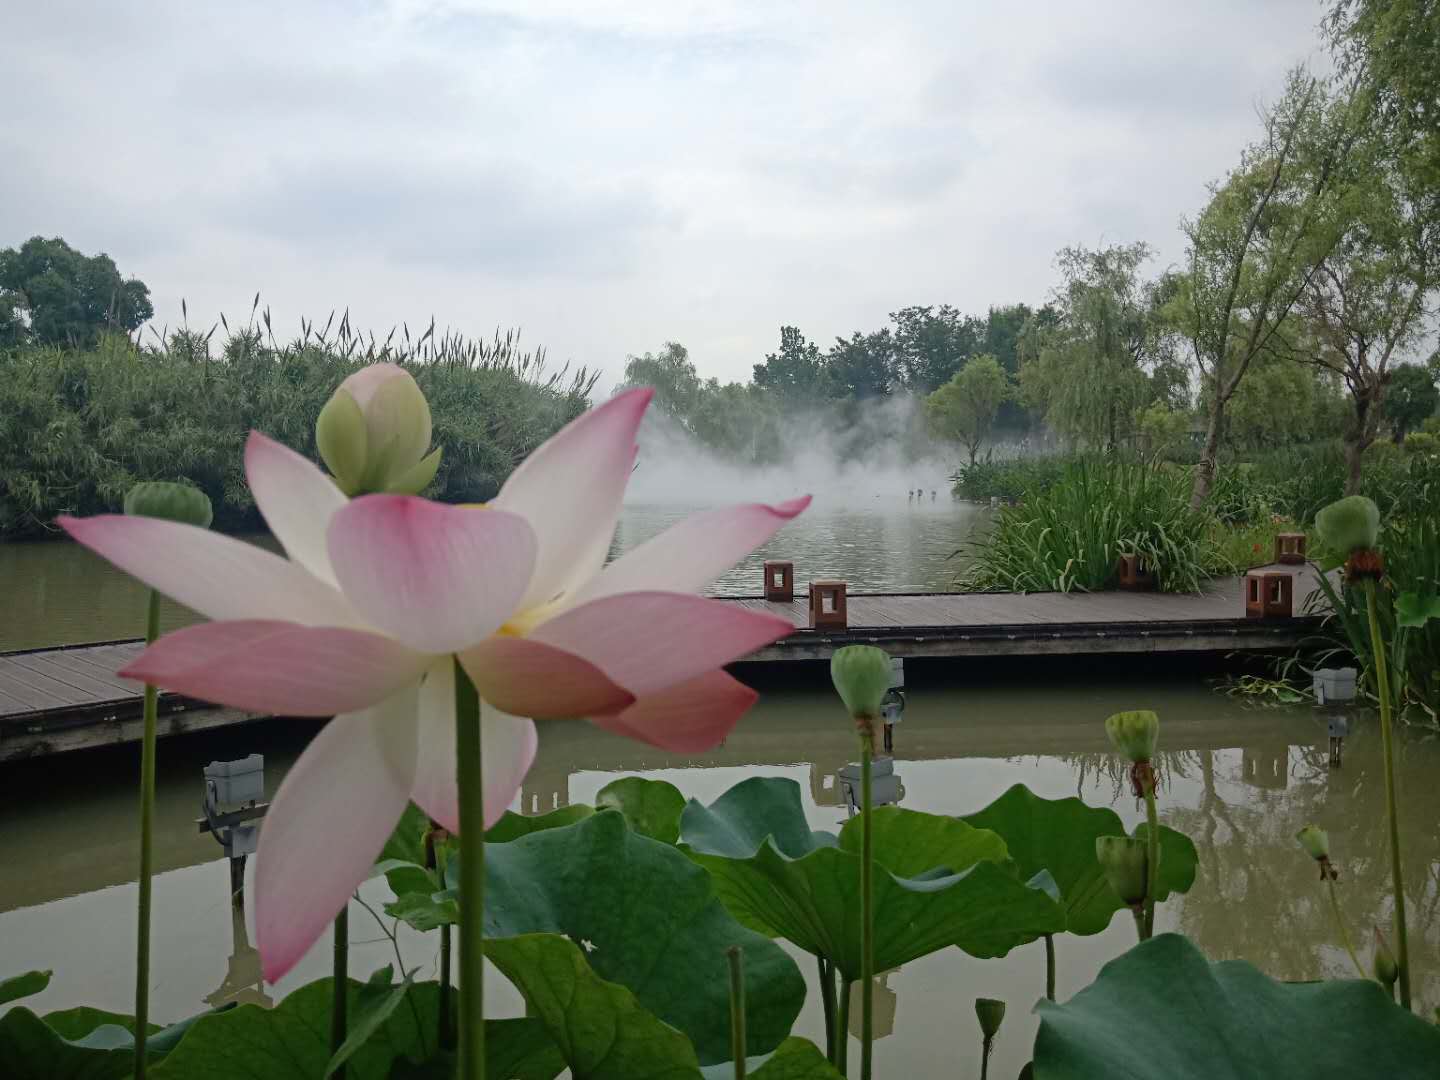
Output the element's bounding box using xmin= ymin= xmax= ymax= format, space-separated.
xmin=454 ymin=658 xmax=486 ymax=1080
xmin=1044 ymin=933 xmax=1056 ymax=1001
xmin=1324 ymin=877 xmax=1365 ymax=980
xmin=980 ymin=1036 xmax=992 ymax=1080
xmin=1364 ymin=578 xmax=1410 ymax=1008
xmin=133 ymin=589 xmax=160 ymax=1080
xmin=1142 ymin=780 xmax=1160 ymax=939
xmin=817 ymin=957 xmax=837 ymax=1064
xmin=1131 ymin=906 xmax=1146 ymax=943
xmin=727 ymin=946 xmax=746 ymax=1079
xmin=331 ymin=906 xmax=348 ymax=1072
xmin=427 ymin=827 xmax=453 ymax=1051
xmin=860 ymin=737 xmax=875 ymax=1080
xmin=836 ymin=979 xmax=851 ymax=1075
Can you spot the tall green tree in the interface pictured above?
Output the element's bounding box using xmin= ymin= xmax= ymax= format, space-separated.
xmin=924 ymin=354 xmax=1011 ymax=464
xmin=1177 ymin=72 xmax=1363 ymax=506
xmin=1384 ymin=363 xmax=1439 ymax=442
xmin=890 ymin=304 xmax=978 ymax=391
xmin=1326 ymin=0 xmax=1440 ymax=198
xmin=1262 ymin=121 xmax=1439 ymax=491
xmin=618 ymin=342 xmax=703 ymax=430
xmin=1020 ymin=242 xmax=1177 ymax=449
xmin=0 ymin=236 xmax=153 ymax=347
xmin=753 ymin=326 xmax=828 ymax=406
xmin=825 ymin=329 xmax=896 ymax=399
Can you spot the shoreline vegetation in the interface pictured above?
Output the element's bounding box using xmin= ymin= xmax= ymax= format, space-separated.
xmin=0 ymin=318 xmax=598 ymax=540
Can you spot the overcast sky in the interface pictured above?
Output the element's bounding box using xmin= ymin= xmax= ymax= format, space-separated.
xmin=1 ymin=1 xmax=1330 ymax=389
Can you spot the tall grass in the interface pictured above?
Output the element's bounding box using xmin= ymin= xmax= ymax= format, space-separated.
xmin=960 ymin=459 xmax=1228 ymax=594
xmin=0 ymin=312 xmax=598 ymax=538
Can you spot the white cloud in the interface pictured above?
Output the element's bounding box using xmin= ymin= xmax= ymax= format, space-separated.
xmin=0 ymin=0 xmax=1327 ymax=389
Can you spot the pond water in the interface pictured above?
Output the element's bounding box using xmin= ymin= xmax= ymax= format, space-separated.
xmin=3 ymin=671 xmax=1437 ymax=1077
xmin=0 ymin=497 xmax=988 ymax=651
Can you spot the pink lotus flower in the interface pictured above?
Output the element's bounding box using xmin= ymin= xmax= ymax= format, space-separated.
xmin=60 ymin=388 xmax=808 ymax=980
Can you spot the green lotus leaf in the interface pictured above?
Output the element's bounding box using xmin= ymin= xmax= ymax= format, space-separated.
xmin=596 ymin=777 xmax=686 ymax=844
xmin=477 ymin=810 xmax=804 ymax=1065
xmin=699 ymin=1037 xmax=844 ymax=1079
xmin=485 ymin=803 xmax=594 ymax=844
xmin=1396 ymin=591 xmax=1440 ymax=628
xmin=0 ymin=970 xmax=50 ymax=1007
xmin=681 ymin=778 xmax=1065 ymax=980
xmin=961 ymin=784 xmax=1197 ymax=936
xmin=1034 ymin=934 xmax=1440 ymax=1078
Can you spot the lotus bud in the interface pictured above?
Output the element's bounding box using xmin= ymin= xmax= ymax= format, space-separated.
xmin=1104 ymin=710 xmax=1159 ymax=764
xmin=1315 ymin=495 xmax=1380 ymax=555
xmin=1295 ymin=825 xmax=1329 ymax=862
xmin=123 ymin=482 xmax=213 ymax=529
xmin=1095 ymin=835 xmax=1148 ymax=906
xmin=974 ymin=997 xmax=1006 ymax=1041
xmin=317 ymin=362 xmax=441 ymax=496
xmin=1373 ymin=928 xmax=1398 ymax=991
xmin=830 ymin=645 xmax=893 ymax=723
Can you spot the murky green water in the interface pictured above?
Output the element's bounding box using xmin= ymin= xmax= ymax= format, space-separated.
xmin=2 ymin=672 xmax=1436 ymax=1077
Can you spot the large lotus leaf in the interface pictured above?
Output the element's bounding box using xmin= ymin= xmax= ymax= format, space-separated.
xmin=486 ymin=804 xmax=594 ymax=843
xmin=481 ymin=810 xmax=805 ymax=1064
xmin=484 ymin=933 xmax=702 ymax=1080
xmin=682 ymin=781 xmax=1064 ymax=980
xmin=699 ymin=1038 xmax=844 ymax=1079
xmin=1033 ymin=934 xmax=1440 ymax=1078
xmin=596 ymin=777 xmax=686 ymax=844
xmin=0 ymin=1001 xmax=223 ymax=1080
xmin=151 ymin=976 xmax=440 ymax=1080
xmin=961 ymin=784 xmax=1197 ymax=936
xmin=0 ymin=971 xmax=50 ymax=1007
xmin=679 ymin=777 xmax=838 ymax=860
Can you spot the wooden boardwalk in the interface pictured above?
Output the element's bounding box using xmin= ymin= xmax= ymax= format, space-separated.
xmin=0 ymin=563 xmax=1328 ymax=760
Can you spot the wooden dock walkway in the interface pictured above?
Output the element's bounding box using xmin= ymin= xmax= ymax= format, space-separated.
xmin=0 ymin=563 xmax=1329 ymax=760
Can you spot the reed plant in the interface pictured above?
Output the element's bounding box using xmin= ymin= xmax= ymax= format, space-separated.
xmin=961 ymin=458 xmax=1227 ymax=593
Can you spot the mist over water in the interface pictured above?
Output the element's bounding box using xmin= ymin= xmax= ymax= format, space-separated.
xmin=622 ymin=395 xmax=960 ymax=507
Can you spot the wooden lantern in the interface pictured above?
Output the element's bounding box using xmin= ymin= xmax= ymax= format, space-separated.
xmin=1274 ymin=532 xmax=1307 ymax=565
xmin=1244 ymin=570 xmax=1293 ymax=619
xmin=763 ymin=560 xmax=794 ymax=602
xmin=809 ymin=580 xmax=848 ymax=630
xmin=1117 ymin=553 xmax=1157 ymax=591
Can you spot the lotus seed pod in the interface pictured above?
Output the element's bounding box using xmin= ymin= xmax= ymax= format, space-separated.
xmin=1095 ymin=835 xmax=1148 ymax=906
xmin=317 ymin=362 xmax=440 ymax=495
xmin=974 ymin=997 xmax=1006 ymax=1040
xmin=123 ymin=482 xmax=213 ymax=529
xmin=1315 ymin=495 xmax=1380 ymax=556
xmin=830 ymin=645 xmax=893 ymax=721
xmin=1104 ymin=710 xmax=1159 ymax=764
xmin=1295 ymin=825 xmax=1329 ymax=862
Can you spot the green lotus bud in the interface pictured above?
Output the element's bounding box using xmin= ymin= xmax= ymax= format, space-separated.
xmin=317 ymin=363 xmax=441 ymax=496
xmin=1104 ymin=710 xmax=1159 ymax=764
xmin=1315 ymin=495 xmax=1380 ymax=556
xmin=830 ymin=645 xmax=893 ymax=721
xmin=974 ymin=997 xmax=1006 ymax=1041
xmin=1095 ymin=835 xmax=1148 ymax=906
xmin=1373 ymin=928 xmax=1398 ymax=990
xmin=123 ymin=482 xmax=213 ymax=529
xmin=1295 ymin=825 xmax=1329 ymax=862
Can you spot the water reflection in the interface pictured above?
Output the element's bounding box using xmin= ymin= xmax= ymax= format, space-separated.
xmin=2 ymin=676 xmax=1437 ymax=1079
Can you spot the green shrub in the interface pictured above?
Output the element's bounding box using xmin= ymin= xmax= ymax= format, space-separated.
xmin=0 ymin=327 xmax=596 ymax=538
xmin=960 ymin=459 xmax=1227 ymax=593
xmin=949 ymin=455 xmax=1070 ymax=501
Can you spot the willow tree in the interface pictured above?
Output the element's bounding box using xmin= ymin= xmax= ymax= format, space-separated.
xmin=1019 ymin=242 xmax=1181 ymax=450
xmin=1178 ymin=71 xmax=1363 ymax=507
xmin=925 ymin=354 xmax=1011 ymax=464
xmin=1284 ymin=137 xmax=1437 ymax=492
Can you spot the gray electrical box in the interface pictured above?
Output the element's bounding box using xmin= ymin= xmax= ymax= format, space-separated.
xmin=1313 ymin=668 xmax=1357 ymax=705
xmin=205 ymin=755 xmax=264 ymax=806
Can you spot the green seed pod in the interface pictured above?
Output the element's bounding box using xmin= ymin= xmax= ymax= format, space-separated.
xmin=1373 ymin=928 xmax=1398 ymax=990
xmin=1095 ymin=835 xmax=1148 ymax=906
xmin=1315 ymin=495 xmax=1380 ymax=556
xmin=123 ymin=482 xmax=213 ymax=529
xmin=1295 ymin=824 xmax=1329 ymax=862
xmin=974 ymin=997 xmax=1006 ymax=1040
xmin=317 ymin=363 xmax=440 ymax=496
xmin=830 ymin=645 xmax=893 ymax=721
xmin=1104 ymin=710 xmax=1159 ymax=764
